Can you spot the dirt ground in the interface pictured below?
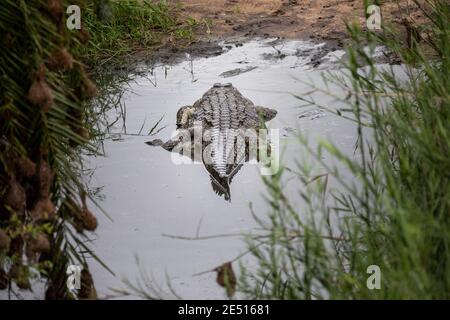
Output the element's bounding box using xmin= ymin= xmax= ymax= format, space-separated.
xmin=173 ymin=0 xmax=425 ymax=47
xmin=142 ymin=1 xmax=426 ymax=66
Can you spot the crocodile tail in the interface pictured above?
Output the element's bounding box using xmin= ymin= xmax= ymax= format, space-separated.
xmin=209 ymin=174 xmax=231 ymax=202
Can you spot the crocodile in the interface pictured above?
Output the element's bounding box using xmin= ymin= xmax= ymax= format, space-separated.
xmin=146 ymin=83 xmax=277 ymax=201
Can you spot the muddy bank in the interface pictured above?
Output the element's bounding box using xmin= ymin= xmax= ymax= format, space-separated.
xmin=109 ymin=0 xmax=425 ymax=72
xmin=124 ymin=37 xmax=395 ymax=77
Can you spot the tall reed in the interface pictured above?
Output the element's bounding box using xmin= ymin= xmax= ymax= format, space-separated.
xmin=240 ymin=0 xmax=450 ymax=299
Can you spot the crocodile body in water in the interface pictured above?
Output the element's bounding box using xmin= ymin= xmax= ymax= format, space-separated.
xmin=146 ymin=83 xmax=277 ymax=201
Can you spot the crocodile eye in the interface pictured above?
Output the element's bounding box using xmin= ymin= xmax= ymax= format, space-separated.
xmin=224 ymin=83 xmax=232 ymax=87
xmin=213 ymin=83 xmax=222 ymax=87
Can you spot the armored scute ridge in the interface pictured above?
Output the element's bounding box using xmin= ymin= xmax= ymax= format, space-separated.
xmin=146 ymin=83 xmax=277 ymax=201
xmin=194 ymin=84 xmax=261 ymax=178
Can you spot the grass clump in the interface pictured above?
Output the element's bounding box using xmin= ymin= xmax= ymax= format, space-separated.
xmin=239 ymin=0 xmax=450 ymax=299
xmin=80 ymin=0 xmax=195 ymax=68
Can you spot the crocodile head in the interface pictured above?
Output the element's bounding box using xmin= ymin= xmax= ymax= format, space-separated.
xmin=176 ymin=105 xmax=195 ymax=129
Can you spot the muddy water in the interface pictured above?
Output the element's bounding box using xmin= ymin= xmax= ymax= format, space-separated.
xmin=87 ymin=39 xmax=372 ymax=299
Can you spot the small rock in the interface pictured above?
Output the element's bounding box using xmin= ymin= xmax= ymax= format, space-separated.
xmin=145 ymin=139 xmax=164 ymax=146
xmin=220 ymin=66 xmax=257 ymax=78
xmin=298 ymin=109 xmax=326 ymax=120
xmin=281 ymin=127 xmax=297 ymax=137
